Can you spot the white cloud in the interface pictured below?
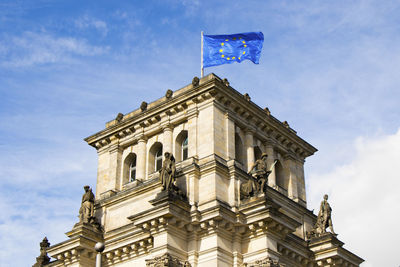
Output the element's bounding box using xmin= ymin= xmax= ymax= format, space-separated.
xmin=0 ymin=31 xmax=109 ymax=67
xmin=74 ymin=15 xmax=108 ymax=36
xmin=307 ymin=128 xmax=400 ymax=267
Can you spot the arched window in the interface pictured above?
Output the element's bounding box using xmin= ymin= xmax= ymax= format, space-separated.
xmin=275 ymin=160 xmax=287 ymax=192
xmin=182 ymin=137 xmax=188 ymax=160
xmin=235 ymin=133 xmax=245 ymax=165
xmin=175 ymin=130 xmax=188 ymax=161
xmin=123 ymin=153 xmax=137 ymax=183
xmin=129 ymin=157 xmax=137 ymax=182
xmin=149 ymin=142 xmax=163 ymax=173
xmin=155 ymin=147 xmax=163 ymax=171
xmin=254 ymin=146 xmax=262 ymax=160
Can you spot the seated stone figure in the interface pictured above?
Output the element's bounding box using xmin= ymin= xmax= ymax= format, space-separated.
xmin=241 ymin=153 xmax=273 ymax=198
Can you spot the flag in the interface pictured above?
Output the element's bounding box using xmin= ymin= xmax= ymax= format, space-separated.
xmin=203 ymin=32 xmax=264 ymax=68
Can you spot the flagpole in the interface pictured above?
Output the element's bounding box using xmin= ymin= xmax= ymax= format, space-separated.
xmin=201 ymin=31 xmax=204 ymax=78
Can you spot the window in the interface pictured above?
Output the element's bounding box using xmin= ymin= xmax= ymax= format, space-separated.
xmin=182 ymin=137 xmax=188 ymax=160
xmin=275 ymin=160 xmax=287 ymax=192
xmin=129 ymin=157 xmax=137 ymax=181
xmin=123 ymin=153 xmax=137 ymax=184
xmin=149 ymin=142 xmax=163 ymax=174
xmin=235 ymin=133 xmax=244 ymax=165
xmin=155 ymin=147 xmax=163 ymax=171
xmin=254 ymin=146 xmax=262 ymax=160
xmin=175 ymin=130 xmax=188 ymax=161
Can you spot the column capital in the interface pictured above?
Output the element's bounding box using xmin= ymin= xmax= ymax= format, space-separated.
xmin=283 ymin=152 xmax=298 ymax=162
xmin=187 ymin=108 xmax=199 ymax=120
xmin=161 ymin=123 xmax=173 ymax=132
xmin=137 ymin=135 xmax=148 ymax=143
xmin=263 ymin=138 xmax=277 ymax=147
xmin=109 ymin=143 xmax=122 ymax=154
xmin=244 ymin=127 xmax=256 ymax=135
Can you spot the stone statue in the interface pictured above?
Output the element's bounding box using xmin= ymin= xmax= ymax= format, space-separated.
xmin=33 ymin=237 xmax=50 ymax=267
xmin=79 ymin=185 xmax=95 ymax=223
xmin=248 ymin=153 xmax=271 ymax=192
xmin=146 ymin=252 xmax=191 ymax=267
xmin=115 ymin=112 xmax=123 ymax=123
xmin=308 ymin=194 xmax=336 ymax=238
xmin=241 ymin=154 xmax=274 ymax=198
xmin=192 ymin=76 xmax=199 ymax=87
xmin=165 ymin=89 xmax=173 ymax=98
xmin=140 ymin=101 xmax=148 ymax=111
xmin=159 ymin=152 xmax=176 ymax=191
xmin=318 ymin=194 xmax=336 ymax=235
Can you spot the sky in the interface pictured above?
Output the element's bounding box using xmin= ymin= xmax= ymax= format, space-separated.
xmin=0 ymin=0 xmax=399 ymax=266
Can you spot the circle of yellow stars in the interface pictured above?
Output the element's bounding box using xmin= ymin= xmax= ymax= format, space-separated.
xmin=219 ymin=37 xmax=247 ymax=61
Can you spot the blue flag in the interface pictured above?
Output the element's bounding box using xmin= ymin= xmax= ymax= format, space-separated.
xmin=203 ymin=32 xmax=264 ymax=68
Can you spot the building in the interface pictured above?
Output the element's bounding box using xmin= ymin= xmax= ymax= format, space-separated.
xmin=37 ymin=73 xmax=364 ymax=266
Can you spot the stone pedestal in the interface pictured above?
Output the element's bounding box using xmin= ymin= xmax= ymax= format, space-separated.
xmin=47 ymin=223 xmax=103 ymax=267
xmin=308 ymin=233 xmax=363 ymax=266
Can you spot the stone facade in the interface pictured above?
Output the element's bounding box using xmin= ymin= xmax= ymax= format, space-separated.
xmin=44 ymin=74 xmax=363 ymax=266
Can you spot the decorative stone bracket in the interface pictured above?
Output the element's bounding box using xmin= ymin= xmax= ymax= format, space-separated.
xmin=104 ymin=237 xmax=154 ymax=265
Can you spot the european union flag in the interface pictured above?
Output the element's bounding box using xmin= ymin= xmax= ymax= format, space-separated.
xmin=203 ymin=32 xmax=264 ymax=68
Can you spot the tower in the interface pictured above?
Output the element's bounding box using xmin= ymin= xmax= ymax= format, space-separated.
xmin=42 ymin=74 xmax=363 ymax=266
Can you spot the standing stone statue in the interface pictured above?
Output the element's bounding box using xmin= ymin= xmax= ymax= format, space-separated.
xmin=308 ymin=194 xmax=336 ymax=238
xmin=318 ymin=194 xmax=336 ymax=235
xmin=159 ymin=152 xmax=176 ymax=191
xmin=79 ymin=185 xmax=95 ymax=223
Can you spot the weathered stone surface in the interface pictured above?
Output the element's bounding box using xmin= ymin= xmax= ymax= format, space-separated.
xmin=146 ymin=253 xmax=191 ymax=267
xmin=242 ymin=256 xmax=284 ymax=267
xmin=44 ymin=73 xmax=362 ymax=267
xmin=33 ymin=237 xmax=50 ymax=267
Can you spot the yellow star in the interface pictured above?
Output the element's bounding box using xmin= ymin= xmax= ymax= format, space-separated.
xmin=219 ymin=49 xmax=223 ymax=52
xmin=221 ymin=42 xmax=224 ymax=46
xmin=244 ymin=44 xmax=247 ymax=47
xmin=233 ymin=37 xmax=236 ymax=40
xmin=238 ymin=57 xmax=241 ymax=60
xmin=227 ymin=57 xmax=230 ymax=60
xmin=221 ymin=55 xmax=224 ymax=58
xmin=232 ymin=56 xmax=236 ymax=59
xmin=225 ymin=39 xmax=229 ymax=41
xmin=242 ymin=41 xmax=246 ymax=44
xmin=243 ymin=51 xmax=245 ymax=54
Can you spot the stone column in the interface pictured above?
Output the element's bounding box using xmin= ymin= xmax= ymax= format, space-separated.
xmin=232 ymin=233 xmax=243 ymax=266
xmin=284 ymin=154 xmax=299 ymax=201
xmin=225 ymin=112 xmax=235 ymax=160
xmin=108 ymin=140 xmax=123 ymax=190
xmin=162 ymin=125 xmax=173 ymax=154
xmin=245 ymin=130 xmax=254 ymax=172
xmin=136 ymin=136 xmax=147 ymax=180
xmin=264 ymin=143 xmax=276 ymax=188
xmin=187 ymin=109 xmax=199 ymax=159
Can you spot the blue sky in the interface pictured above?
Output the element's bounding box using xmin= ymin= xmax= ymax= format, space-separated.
xmin=1 ymin=1 xmax=400 ymax=266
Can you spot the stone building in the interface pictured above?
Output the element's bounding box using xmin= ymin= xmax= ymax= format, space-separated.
xmin=38 ymin=74 xmax=363 ymax=266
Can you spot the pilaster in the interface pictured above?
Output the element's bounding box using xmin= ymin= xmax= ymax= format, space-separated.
xmin=137 ymin=135 xmax=147 ymax=180
xmin=187 ymin=108 xmax=199 ymax=159
xmin=162 ymin=124 xmax=173 ymax=154
xmin=245 ymin=129 xmax=255 ymax=172
xmin=264 ymin=142 xmax=277 ymax=188
xmin=284 ymin=154 xmax=299 ymax=202
xmin=108 ymin=141 xmax=123 ymax=191
xmin=225 ymin=112 xmax=236 ymax=160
